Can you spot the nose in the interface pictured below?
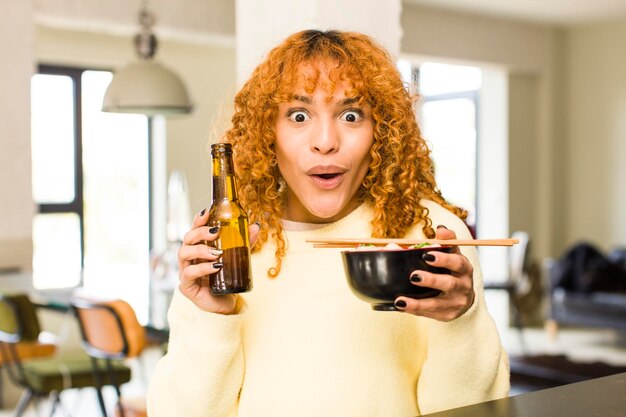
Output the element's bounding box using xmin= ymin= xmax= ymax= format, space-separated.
xmin=310 ymin=117 xmax=339 ymax=154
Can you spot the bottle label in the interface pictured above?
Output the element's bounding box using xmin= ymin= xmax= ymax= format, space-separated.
xmin=209 ymin=246 xmax=252 ymax=294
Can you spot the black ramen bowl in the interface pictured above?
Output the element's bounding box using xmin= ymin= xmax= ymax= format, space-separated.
xmin=342 ymin=246 xmax=452 ymax=311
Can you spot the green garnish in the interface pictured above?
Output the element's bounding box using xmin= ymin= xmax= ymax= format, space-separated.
xmin=410 ymin=242 xmax=430 ymax=249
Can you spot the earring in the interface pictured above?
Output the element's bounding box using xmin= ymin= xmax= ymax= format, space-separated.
xmin=278 ymin=176 xmax=286 ymax=193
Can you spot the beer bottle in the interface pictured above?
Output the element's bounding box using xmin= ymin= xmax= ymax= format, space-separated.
xmin=206 ymin=143 xmax=253 ymax=294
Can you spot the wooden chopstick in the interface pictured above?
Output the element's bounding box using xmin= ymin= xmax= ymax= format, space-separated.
xmin=306 ymin=237 xmax=519 ymax=248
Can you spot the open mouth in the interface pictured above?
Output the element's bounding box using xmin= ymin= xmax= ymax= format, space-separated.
xmin=306 ymin=166 xmax=346 ymax=189
xmin=309 ymin=172 xmax=344 ymax=189
xmin=315 ymin=173 xmax=341 ymax=180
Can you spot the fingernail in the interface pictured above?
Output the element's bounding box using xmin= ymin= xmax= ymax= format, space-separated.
xmin=422 ymin=253 xmax=436 ymax=262
xmin=212 ymin=262 xmax=223 ymax=269
xmin=208 ymin=226 xmax=220 ymax=234
xmin=436 ymin=224 xmax=448 ymax=230
xmin=209 ymin=248 xmax=223 ymax=256
xmin=253 ymin=221 xmax=261 ymax=229
xmin=199 ymin=208 xmax=206 ymax=216
xmin=410 ymin=273 xmax=422 ymax=283
xmin=395 ymin=300 xmax=407 ymax=309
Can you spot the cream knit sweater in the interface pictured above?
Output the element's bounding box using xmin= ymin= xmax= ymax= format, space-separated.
xmin=147 ymin=201 xmax=510 ymax=416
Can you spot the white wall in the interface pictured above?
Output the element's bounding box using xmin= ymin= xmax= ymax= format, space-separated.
xmin=235 ymin=0 xmax=402 ymax=85
xmin=0 ymin=0 xmax=36 ymax=271
xmin=508 ymin=74 xmax=539 ymax=235
xmin=400 ymin=4 xmax=556 ymax=73
xmin=565 ymin=17 xmax=626 ymax=251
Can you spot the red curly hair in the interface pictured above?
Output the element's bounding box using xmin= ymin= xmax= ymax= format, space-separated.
xmin=224 ymin=29 xmax=466 ymax=277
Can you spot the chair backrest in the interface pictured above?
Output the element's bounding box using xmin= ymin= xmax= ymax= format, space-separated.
xmin=72 ymin=298 xmax=146 ymax=360
xmin=0 ymin=294 xmax=41 ymax=344
xmin=0 ymin=294 xmax=44 ymax=388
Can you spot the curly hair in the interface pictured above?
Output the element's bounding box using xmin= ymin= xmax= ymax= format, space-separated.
xmin=223 ymin=29 xmax=466 ymax=278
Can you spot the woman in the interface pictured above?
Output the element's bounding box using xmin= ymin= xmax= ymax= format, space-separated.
xmin=148 ymin=30 xmax=509 ymax=417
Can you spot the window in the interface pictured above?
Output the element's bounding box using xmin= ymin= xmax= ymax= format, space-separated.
xmin=31 ymin=68 xmax=83 ymax=289
xmin=31 ymin=65 xmax=150 ymax=321
xmin=398 ymin=60 xmax=481 ymax=230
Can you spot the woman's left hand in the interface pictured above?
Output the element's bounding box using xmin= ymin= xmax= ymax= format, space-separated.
xmin=394 ymin=226 xmax=475 ymax=322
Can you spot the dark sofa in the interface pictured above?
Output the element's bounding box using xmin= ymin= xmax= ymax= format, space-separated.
xmin=549 ymin=245 xmax=626 ymax=333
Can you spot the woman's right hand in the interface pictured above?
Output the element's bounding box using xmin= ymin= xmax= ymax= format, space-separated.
xmin=177 ymin=209 xmax=260 ymax=315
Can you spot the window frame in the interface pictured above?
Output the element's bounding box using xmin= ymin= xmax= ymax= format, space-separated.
xmin=33 ymin=64 xmax=154 ymax=286
xmin=35 ymin=64 xmax=87 ymax=273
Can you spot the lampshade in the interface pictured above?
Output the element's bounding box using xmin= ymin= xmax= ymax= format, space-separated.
xmin=102 ymin=3 xmax=193 ymax=116
xmin=102 ymin=60 xmax=192 ymax=115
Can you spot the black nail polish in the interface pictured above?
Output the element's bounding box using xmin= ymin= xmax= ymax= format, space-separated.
xmin=410 ymin=274 xmax=422 ymax=283
xmin=199 ymin=208 xmax=206 ymax=216
xmin=213 ymin=262 xmax=223 ymax=269
xmin=422 ymin=252 xmax=436 ymax=262
xmin=436 ymin=224 xmax=448 ymax=230
xmin=395 ymin=300 xmax=407 ymax=308
xmin=208 ymin=226 xmax=220 ymax=234
xmin=253 ymin=221 xmax=261 ymax=229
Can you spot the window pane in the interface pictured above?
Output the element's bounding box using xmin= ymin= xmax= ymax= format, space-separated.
xmin=419 ymin=62 xmax=481 ymax=96
xmin=81 ymin=70 xmax=150 ymax=323
xmin=32 ymin=213 xmax=82 ymax=289
xmin=420 ymin=98 xmax=477 ymax=225
xmin=31 ymin=74 xmax=76 ymax=203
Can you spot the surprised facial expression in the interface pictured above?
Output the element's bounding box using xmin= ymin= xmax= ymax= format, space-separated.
xmin=275 ymin=65 xmax=374 ymax=223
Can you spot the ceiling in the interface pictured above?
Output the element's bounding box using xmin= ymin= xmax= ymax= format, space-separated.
xmin=32 ymin=0 xmax=626 ymax=44
xmin=403 ymin=0 xmax=626 ymax=25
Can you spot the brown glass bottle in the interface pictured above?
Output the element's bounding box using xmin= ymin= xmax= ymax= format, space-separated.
xmin=206 ymin=143 xmax=253 ymax=294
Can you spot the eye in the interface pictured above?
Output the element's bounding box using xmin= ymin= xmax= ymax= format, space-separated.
xmin=340 ymin=110 xmax=363 ymax=123
xmin=287 ymin=110 xmax=310 ymax=123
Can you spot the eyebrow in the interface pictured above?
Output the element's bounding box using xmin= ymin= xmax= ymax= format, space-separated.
xmin=291 ymin=95 xmax=361 ymax=106
xmin=293 ymin=95 xmax=313 ymax=104
xmin=339 ymin=97 xmax=361 ymax=106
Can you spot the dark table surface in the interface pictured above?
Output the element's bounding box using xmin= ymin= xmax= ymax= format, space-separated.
xmin=422 ymin=372 xmax=626 ymax=417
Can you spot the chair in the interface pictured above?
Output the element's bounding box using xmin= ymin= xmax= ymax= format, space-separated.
xmin=0 ymin=294 xmax=57 ymax=408
xmin=0 ymin=293 xmax=132 ymax=417
xmin=484 ymin=231 xmax=532 ymax=351
xmin=71 ymin=297 xmax=148 ymax=417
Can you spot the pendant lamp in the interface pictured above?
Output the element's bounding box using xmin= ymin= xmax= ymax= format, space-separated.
xmin=102 ymin=3 xmax=193 ymax=115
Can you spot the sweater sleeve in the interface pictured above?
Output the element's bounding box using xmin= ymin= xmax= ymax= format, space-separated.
xmin=415 ymin=205 xmax=510 ymax=414
xmin=416 ymin=283 xmax=510 ymax=414
xmin=147 ymin=289 xmax=245 ymax=417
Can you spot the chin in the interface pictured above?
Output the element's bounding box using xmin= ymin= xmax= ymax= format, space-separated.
xmin=306 ymin=201 xmax=351 ymax=222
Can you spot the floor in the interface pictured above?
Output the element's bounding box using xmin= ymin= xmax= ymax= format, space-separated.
xmin=503 ymin=325 xmax=626 ymax=395
xmin=2 ymin=322 xmax=625 ymax=415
